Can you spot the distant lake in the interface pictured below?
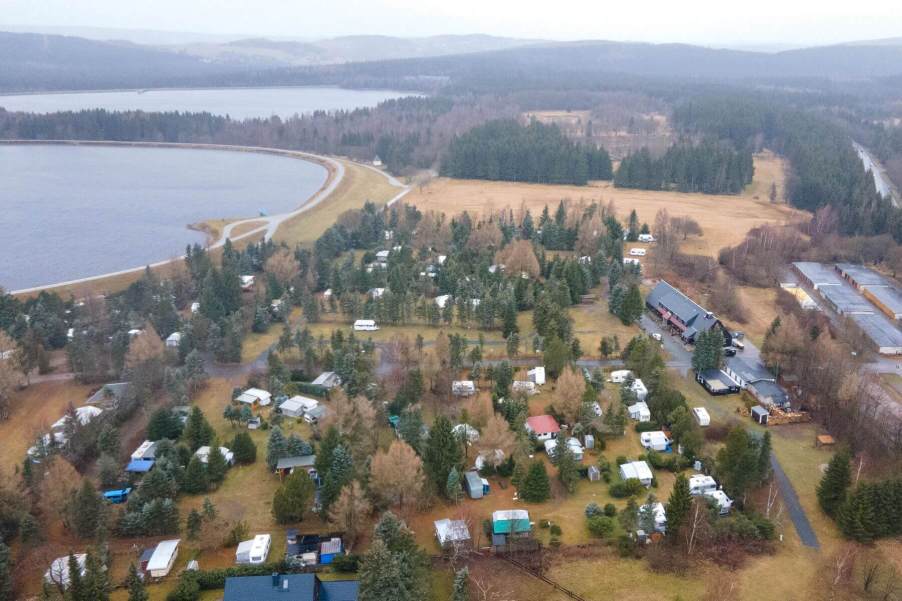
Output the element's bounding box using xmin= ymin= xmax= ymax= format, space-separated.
xmin=0 ymin=144 xmax=327 ymax=290
xmin=0 ymin=86 xmax=416 ymax=119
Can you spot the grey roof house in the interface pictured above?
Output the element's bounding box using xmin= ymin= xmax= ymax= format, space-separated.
xmin=646 ymin=281 xmax=730 ymax=343
xmin=723 ymin=357 xmax=789 ymax=409
xmin=223 ymin=573 xmax=358 ymax=601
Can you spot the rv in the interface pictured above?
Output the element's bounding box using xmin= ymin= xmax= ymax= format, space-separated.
xmin=353 ymin=319 xmax=379 ymax=331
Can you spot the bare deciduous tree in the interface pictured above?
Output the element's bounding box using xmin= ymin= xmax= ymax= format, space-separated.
xmin=552 ymin=366 xmax=586 ymax=425
xmin=369 ymin=440 xmax=425 ymax=510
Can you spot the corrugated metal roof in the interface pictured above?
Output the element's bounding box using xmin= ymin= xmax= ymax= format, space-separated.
xmin=646 ymin=281 xmax=719 ymax=334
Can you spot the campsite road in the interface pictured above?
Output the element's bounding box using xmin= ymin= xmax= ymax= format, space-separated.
xmin=770 ymin=453 xmax=821 ymax=549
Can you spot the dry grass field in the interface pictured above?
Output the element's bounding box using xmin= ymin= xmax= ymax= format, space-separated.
xmin=407 ymin=152 xmax=802 ymax=260
xmin=275 ymin=160 xmax=402 ymax=247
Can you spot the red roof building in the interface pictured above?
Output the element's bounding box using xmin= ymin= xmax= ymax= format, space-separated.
xmin=525 ymin=415 xmax=561 ymax=440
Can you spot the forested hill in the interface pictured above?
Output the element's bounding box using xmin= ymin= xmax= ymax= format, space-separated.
xmin=440 ymin=120 xmax=613 ymax=185
xmin=0 ymin=32 xmax=242 ymax=93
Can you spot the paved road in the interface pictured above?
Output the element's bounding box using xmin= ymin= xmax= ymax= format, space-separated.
xmin=770 ymin=453 xmax=820 ymax=549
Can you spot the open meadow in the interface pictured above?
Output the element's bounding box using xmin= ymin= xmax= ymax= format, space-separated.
xmin=408 ymin=151 xmax=802 ymax=259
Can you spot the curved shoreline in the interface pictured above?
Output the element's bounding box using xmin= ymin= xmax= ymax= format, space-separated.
xmin=2 ymin=140 xmax=371 ymax=295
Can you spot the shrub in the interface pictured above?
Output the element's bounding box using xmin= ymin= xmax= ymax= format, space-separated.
xmin=549 ymin=524 xmax=562 ymax=536
xmin=602 ymin=472 xmax=612 ymax=483
xmin=617 ymin=534 xmax=637 ymax=557
xmin=609 ymin=479 xmax=645 ymax=498
xmin=635 ymin=421 xmax=660 ymax=433
xmin=615 ymin=455 xmax=628 ymax=466
xmin=585 ymin=502 xmax=603 ymax=518
xmin=604 ymin=503 xmax=617 ymax=517
xmin=331 ymin=554 xmax=360 ymax=573
xmin=587 ymin=516 xmax=616 ymax=537
xmin=166 ymin=573 xmax=200 ymax=601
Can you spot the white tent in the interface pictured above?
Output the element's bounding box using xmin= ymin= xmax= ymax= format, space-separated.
xmin=147 ymin=539 xmax=180 ymax=578
xmin=639 ymin=431 xmax=670 ymax=452
xmin=194 ymin=446 xmax=234 ymax=465
xmin=236 ymin=388 xmax=272 ymax=406
xmin=689 ymin=474 xmax=718 ymax=495
xmin=165 ymin=332 xmax=182 ymax=348
xmin=639 ymin=502 xmax=667 ymax=533
xmin=609 ymin=369 xmax=634 ymax=384
xmin=619 ymin=461 xmax=653 ymax=486
xmin=280 ymin=396 xmax=318 ymax=418
xmin=527 ymin=366 xmax=546 ymax=385
xmin=44 ymin=554 xmax=87 ymax=589
xmin=628 ymin=401 xmax=651 ymax=422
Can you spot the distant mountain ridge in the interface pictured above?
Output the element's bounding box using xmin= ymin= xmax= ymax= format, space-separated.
xmin=167 ymin=33 xmax=546 ymax=67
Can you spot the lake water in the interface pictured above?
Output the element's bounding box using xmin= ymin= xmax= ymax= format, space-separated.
xmin=0 ymin=86 xmax=414 ymax=120
xmin=0 ymin=144 xmax=327 ymax=291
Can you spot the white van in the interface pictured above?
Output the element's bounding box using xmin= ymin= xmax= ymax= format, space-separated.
xmin=638 ymin=234 xmax=655 ymax=243
xmin=629 ymin=248 xmax=647 ymax=257
xmin=353 ymin=319 xmax=379 ymax=331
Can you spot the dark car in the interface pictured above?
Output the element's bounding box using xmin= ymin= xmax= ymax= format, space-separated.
xmin=723 ymin=347 xmax=737 ymax=357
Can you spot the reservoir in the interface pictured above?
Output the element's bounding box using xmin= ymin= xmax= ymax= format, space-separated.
xmin=0 ymin=144 xmax=328 ymax=291
xmin=0 ymin=86 xmax=415 ymax=120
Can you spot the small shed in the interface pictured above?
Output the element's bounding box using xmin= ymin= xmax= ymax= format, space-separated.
xmin=464 ymin=470 xmax=484 ymax=499
xmin=147 ymin=539 xmax=180 ymax=578
xmin=527 ymin=366 xmax=546 ymax=385
xmin=319 ymin=538 xmax=343 ymax=564
xmin=751 ymin=405 xmax=770 ymax=425
xmin=587 ymin=465 xmax=601 ymax=481
xmin=452 ymin=380 xmax=477 ymax=397
xmin=236 ymin=388 xmax=272 ymax=407
xmin=692 ymin=407 xmax=711 ymax=427
xmin=311 ymin=371 xmax=341 ymax=389
xmin=434 ymin=519 xmax=472 ymax=549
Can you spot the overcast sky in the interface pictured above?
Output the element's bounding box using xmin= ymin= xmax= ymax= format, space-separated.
xmin=3 ymin=0 xmax=902 ymax=47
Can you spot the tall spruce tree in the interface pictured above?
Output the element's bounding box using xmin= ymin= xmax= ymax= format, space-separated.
xmin=817 ymin=448 xmax=852 ymax=517
xmin=617 ymin=285 xmax=644 ymax=325
xmin=423 ymin=416 xmax=462 ymax=497
xmin=70 ymin=480 xmax=104 ymax=539
xmin=520 ymin=461 xmax=551 ymax=503
xmin=125 ymin=562 xmax=148 ymax=601
xmin=181 ymin=455 xmax=208 ymax=495
xmin=0 ymin=543 xmax=12 ymax=601
xmin=205 ymin=438 xmax=228 ymax=484
xmin=665 ymin=474 xmax=693 ymax=538
xmin=320 ymin=445 xmax=353 ymax=514
xmin=358 ymin=540 xmax=408 ymax=601
xmin=183 ymin=406 xmax=213 ymax=451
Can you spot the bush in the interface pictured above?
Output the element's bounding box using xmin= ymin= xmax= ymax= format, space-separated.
xmin=597 ymin=455 xmax=611 ymax=473
xmin=617 ymin=534 xmax=637 ymax=558
xmin=635 ymin=421 xmax=660 ymax=433
xmin=585 ymin=502 xmax=603 ymax=518
xmin=609 ymin=479 xmax=646 ymax=498
xmin=645 ymin=451 xmax=691 ymax=472
xmin=192 ymin=563 xmax=287 ymax=590
xmin=604 ymin=503 xmax=617 ymax=517
xmin=587 ymin=515 xmax=616 ymax=537
xmin=602 ymin=472 xmax=612 ymax=483
xmin=549 ymin=524 xmax=562 ymax=536
xmin=331 ymin=554 xmax=360 ymax=573
xmin=166 ymin=574 xmax=200 ymax=601
xmin=615 ymin=455 xmax=628 ymax=466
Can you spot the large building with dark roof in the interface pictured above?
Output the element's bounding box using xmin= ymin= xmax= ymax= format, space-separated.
xmin=223 ymin=573 xmax=358 ymax=601
xmin=646 ymin=281 xmax=731 ymax=344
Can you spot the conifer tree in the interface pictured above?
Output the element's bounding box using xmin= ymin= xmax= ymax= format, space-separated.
xmin=266 ymin=426 xmax=287 ymax=470
xmin=358 ymin=540 xmax=407 ymax=601
xmin=125 ymin=562 xmax=148 ymax=601
xmin=183 ymin=406 xmax=213 ymax=451
xmin=70 ymin=480 xmax=104 ymax=539
xmin=205 ymin=438 xmax=228 ymax=485
xmin=424 ymin=415 xmax=462 ymax=497
xmin=520 ymin=461 xmax=551 ymax=503
xmin=230 ymin=431 xmax=257 ymax=465
xmin=617 ymin=285 xmax=644 ymax=325
xmin=665 ymin=474 xmax=693 ymax=538
xmin=817 ymin=448 xmax=852 ymax=517
xmin=181 ymin=456 xmax=208 ymax=495
xmin=446 ymin=467 xmax=463 ymax=503
xmin=315 ymin=426 xmax=341 ymax=476
xmin=186 ymin=509 xmax=203 ymax=540
xmin=321 ymin=445 xmax=353 ymax=514
xmin=272 ymin=470 xmax=315 ymax=524
xmin=552 ymin=442 xmax=580 ymax=494
xmin=67 ymin=553 xmax=85 ymax=601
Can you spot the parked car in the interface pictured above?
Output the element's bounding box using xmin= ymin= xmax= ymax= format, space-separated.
xmin=652 ymin=332 xmax=662 ymax=342
xmin=732 ymin=340 xmax=745 ymax=351
xmin=732 ymin=331 xmax=744 ymax=340
xmin=723 ymin=347 xmax=737 ymax=357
